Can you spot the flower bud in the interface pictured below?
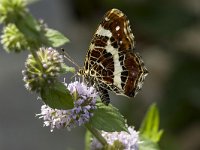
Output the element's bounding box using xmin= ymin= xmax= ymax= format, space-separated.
xmin=0 ymin=0 xmax=27 ymax=24
xmin=1 ymin=24 xmax=28 ymax=53
xmin=22 ymin=47 xmax=64 ymax=92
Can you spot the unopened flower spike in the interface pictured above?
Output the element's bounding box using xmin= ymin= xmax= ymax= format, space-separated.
xmin=37 ymin=81 xmax=98 ymax=131
xmin=1 ymin=23 xmax=28 ymax=52
xmin=91 ymin=126 xmax=140 ymax=150
xmin=0 ymin=0 xmax=27 ymax=24
xmin=22 ymin=47 xmax=64 ymax=92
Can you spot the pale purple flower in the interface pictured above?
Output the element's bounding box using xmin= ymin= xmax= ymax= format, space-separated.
xmin=91 ymin=127 xmax=139 ymax=150
xmin=37 ymin=81 xmax=97 ymax=132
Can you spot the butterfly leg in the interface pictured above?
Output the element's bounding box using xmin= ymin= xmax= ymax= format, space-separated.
xmin=97 ymin=86 xmax=110 ymax=105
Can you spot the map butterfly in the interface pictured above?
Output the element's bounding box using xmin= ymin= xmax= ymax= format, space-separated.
xmin=78 ymin=9 xmax=148 ymax=105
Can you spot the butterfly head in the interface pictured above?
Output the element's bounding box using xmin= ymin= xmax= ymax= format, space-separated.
xmin=77 ymin=68 xmax=88 ymax=78
xmin=77 ymin=68 xmax=84 ymax=76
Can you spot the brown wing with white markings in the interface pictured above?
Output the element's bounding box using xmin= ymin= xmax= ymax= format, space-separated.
xmin=79 ymin=9 xmax=148 ymax=105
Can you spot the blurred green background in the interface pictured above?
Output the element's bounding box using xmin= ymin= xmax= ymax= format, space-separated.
xmin=0 ymin=0 xmax=200 ymax=150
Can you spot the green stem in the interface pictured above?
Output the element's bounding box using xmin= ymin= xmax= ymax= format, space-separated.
xmin=85 ymin=123 xmax=108 ymax=147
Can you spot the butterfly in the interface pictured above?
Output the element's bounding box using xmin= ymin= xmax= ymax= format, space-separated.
xmin=78 ymin=8 xmax=148 ymax=105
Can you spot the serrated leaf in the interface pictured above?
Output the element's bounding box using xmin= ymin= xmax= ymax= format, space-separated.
xmin=89 ymin=101 xmax=128 ymax=132
xmin=40 ymin=81 xmax=74 ymax=109
xmin=139 ymin=103 xmax=163 ymax=143
xmin=14 ymin=12 xmax=47 ymax=49
xmin=139 ymin=136 xmax=160 ymax=150
xmin=12 ymin=8 xmax=40 ymax=36
xmin=45 ymin=28 xmax=69 ymax=47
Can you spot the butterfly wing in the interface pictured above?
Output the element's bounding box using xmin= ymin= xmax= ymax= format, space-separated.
xmin=84 ymin=9 xmax=148 ymax=104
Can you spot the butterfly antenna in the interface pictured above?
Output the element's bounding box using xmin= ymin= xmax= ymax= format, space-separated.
xmin=61 ymin=48 xmax=80 ymax=70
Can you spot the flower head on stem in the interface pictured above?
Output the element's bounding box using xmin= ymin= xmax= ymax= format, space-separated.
xmin=37 ymin=81 xmax=98 ymax=132
xmin=1 ymin=23 xmax=28 ymax=52
xmin=91 ymin=126 xmax=140 ymax=150
xmin=22 ymin=47 xmax=64 ymax=92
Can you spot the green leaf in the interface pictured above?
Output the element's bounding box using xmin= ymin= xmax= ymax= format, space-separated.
xmin=89 ymin=101 xmax=128 ymax=132
xmin=40 ymin=81 xmax=74 ymax=109
xmin=139 ymin=136 xmax=160 ymax=150
xmin=85 ymin=129 xmax=92 ymax=150
xmin=139 ymin=103 xmax=163 ymax=143
xmin=15 ymin=12 xmax=46 ymax=49
xmin=12 ymin=9 xmax=41 ymax=39
xmin=60 ymin=63 xmax=75 ymax=74
xmin=45 ymin=28 xmax=69 ymax=47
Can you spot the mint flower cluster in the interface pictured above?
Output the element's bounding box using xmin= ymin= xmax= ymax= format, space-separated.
xmin=1 ymin=24 xmax=28 ymax=52
xmin=37 ymin=81 xmax=97 ymax=131
xmin=22 ymin=47 xmax=64 ymax=92
xmin=91 ymin=127 xmax=139 ymax=150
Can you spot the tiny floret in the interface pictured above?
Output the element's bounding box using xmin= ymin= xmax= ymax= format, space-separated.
xmin=37 ymin=81 xmax=97 ymax=131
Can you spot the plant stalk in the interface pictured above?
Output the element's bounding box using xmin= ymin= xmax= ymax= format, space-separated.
xmin=85 ymin=123 xmax=108 ymax=147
